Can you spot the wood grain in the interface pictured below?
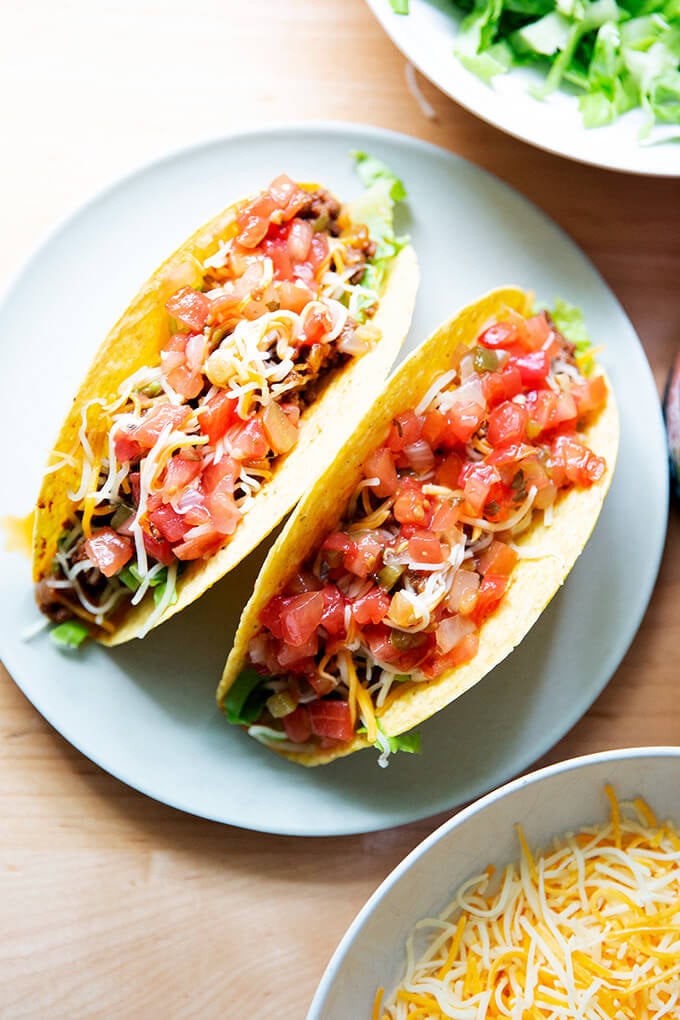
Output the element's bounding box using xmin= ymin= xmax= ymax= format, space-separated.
xmin=1 ymin=1 xmax=679 ymax=1016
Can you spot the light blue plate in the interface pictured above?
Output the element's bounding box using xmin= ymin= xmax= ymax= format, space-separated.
xmin=0 ymin=124 xmax=667 ymax=835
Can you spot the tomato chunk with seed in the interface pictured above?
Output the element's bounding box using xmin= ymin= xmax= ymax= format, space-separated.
xmin=487 ymin=401 xmax=529 ymax=448
xmin=351 ymin=586 xmax=391 ymax=626
xmin=283 ymin=706 xmax=312 ymax=743
xmin=165 ymin=287 xmax=211 ymax=331
xmin=408 ymin=530 xmax=444 ymax=565
xmin=308 ymin=700 xmax=354 ymax=742
xmin=135 ymin=403 xmax=191 ymax=448
xmin=280 ymin=591 xmax=325 ymax=647
xmin=84 ymin=527 xmax=133 ymax=578
xmin=198 ymin=390 xmax=239 ymax=445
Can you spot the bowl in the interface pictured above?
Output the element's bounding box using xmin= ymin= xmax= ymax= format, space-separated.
xmin=307 ymin=746 xmax=680 ymax=1018
xmin=365 ymin=0 xmax=680 ymax=177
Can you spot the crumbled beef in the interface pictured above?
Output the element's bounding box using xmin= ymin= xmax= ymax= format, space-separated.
xmin=298 ymin=189 xmax=342 ymax=235
xmin=35 ymin=580 xmax=74 ymax=624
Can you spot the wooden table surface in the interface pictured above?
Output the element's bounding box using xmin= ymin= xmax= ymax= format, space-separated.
xmin=1 ymin=1 xmax=678 ymax=1016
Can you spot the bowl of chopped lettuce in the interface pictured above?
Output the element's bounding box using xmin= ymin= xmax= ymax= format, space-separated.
xmin=366 ymin=0 xmax=680 ymax=174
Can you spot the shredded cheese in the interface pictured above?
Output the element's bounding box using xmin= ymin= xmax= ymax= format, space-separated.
xmin=380 ymin=793 xmax=680 ymax=1020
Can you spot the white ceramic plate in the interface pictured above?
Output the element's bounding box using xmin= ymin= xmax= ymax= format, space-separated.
xmin=308 ymin=747 xmax=680 ymax=1017
xmin=366 ymin=0 xmax=680 ymax=176
xmin=0 ymin=123 xmax=667 ymax=835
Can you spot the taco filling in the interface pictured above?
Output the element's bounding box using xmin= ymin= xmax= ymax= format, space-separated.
xmin=36 ymin=173 xmax=407 ymax=639
xmin=225 ymin=306 xmax=609 ymax=756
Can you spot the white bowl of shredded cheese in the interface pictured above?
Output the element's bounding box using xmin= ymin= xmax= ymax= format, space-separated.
xmin=308 ymin=747 xmax=680 ymax=1019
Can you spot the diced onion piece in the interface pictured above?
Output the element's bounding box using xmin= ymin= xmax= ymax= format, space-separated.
xmin=435 ymin=613 xmax=476 ymax=653
xmin=262 ymin=402 xmax=299 ymax=455
xmin=404 ymin=439 xmax=435 ymax=474
xmin=266 ymin=690 xmax=299 ymax=718
xmin=446 ymin=569 xmax=480 ymax=615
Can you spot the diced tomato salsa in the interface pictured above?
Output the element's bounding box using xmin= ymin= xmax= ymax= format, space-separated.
xmin=234 ymin=309 xmax=608 ymax=753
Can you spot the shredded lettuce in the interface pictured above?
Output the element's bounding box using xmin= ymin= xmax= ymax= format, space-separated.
xmin=223 ymin=668 xmax=269 ymax=726
xmin=387 ymin=730 xmax=422 ymax=754
xmin=50 ymin=619 xmax=90 ymax=649
xmin=389 ymin=0 xmax=680 ymax=136
xmin=349 ymin=152 xmax=410 ymax=321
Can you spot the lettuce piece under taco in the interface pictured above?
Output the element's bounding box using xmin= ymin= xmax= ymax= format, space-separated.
xmin=33 ymin=171 xmax=418 ymax=644
xmin=217 ymin=287 xmax=619 ymax=766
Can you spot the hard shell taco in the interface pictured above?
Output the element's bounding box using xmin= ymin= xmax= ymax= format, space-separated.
xmin=33 ymin=162 xmax=418 ymax=645
xmin=217 ymin=287 xmax=619 ymax=766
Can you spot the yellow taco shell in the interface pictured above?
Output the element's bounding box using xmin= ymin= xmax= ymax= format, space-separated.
xmin=33 ymin=181 xmax=419 ymax=645
xmin=217 ymin=286 xmax=619 ymax=765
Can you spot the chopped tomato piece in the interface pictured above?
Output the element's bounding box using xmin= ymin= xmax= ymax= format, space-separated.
xmin=523 ymin=312 xmax=552 ymax=351
xmin=351 ymin=586 xmax=391 ymax=626
xmin=551 ymin=434 xmax=606 ymax=486
xmin=471 ymin=574 xmax=510 ymax=626
xmin=320 ymin=585 xmax=347 ymax=636
xmin=444 ymin=400 xmax=485 ymax=445
xmin=394 ymin=478 xmax=429 ymax=525
xmin=261 ymin=229 xmax=294 ymax=280
xmin=422 ymin=631 xmax=480 ymax=678
xmin=172 ymin=523 xmax=224 ymax=561
xmin=134 ymin=403 xmax=190 ymax=448
xmin=287 ymin=218 xmax=314 ymax=262
xmin=477 ymin=321 xmax=521 ymax=350
xmin=343 ymin=532 xmax=383 ymax=578
xmin=148 ymin=503 xmax=191 ymax=544
xmin=508 ymin=350 xmax=550 ymax=387
xmin=571 ymin=375 xmax=607 ymax=417
xmin=459 ymin=462 xmax=501 ymax=517
xmin=160 ymin=452 xmax=202 ymax=501
xmin=198 ymin=390 xmax=239 ymax=446
xmin=421 ymin=409 xmax=447 ymax=448
xmin=306 ymin=233 xmax=330 ymax=274
xmin=113 ymin=429 xmax=141 ymax=464
xmin=206 ymin=483 xmax=241 ymax=535
xmin=408 ymin=530 xmax=444 ymax=565
xmin=280 ymin=591 xmax=325 ymax=647
xmin=436 ymin=451 xmax=464 ymax=490
xmin=430 ymin=498 xmax=460 ymax=532
xmin=229 ymin=418 xmax=269 ymax=461
xmin=387 ymin=410 xmax=421 ymax=452
xmin=267 ymin=174 xmax=308 ymax=219
xmin=259 ymin=595 xmax=286 ymax=639
xmin=487 ymin=401 xmax=529 ymax=448
xmin=477 ymin=540 xmax=518 ymax=577
xmin=277 ymin=633 xmax=318 ymax=670
xmin=165 ymin=287 xmax=211 ymax=331
xmin=481 ymin=365 xmax=523 ymax=407
xmin=84 ymin=527 xmax=133 ymax=578
xmin=363 ymin=447 xmax=399 ymax=498
xmin=277 ymin=280 xmax=315 ymax=312
xmin=299 ymin=306 xmax=332 ymax=346
xmin=142 ymin=528 xmax=175 ymax=567
xmin=283 ymin=705 xmax=312 ymax=743
xmin=307 ymin=700 xmax=354 ymax=743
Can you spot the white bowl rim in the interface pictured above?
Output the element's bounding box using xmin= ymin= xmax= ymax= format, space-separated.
xmin=307 ymin=745 xmax=680 ymax=1017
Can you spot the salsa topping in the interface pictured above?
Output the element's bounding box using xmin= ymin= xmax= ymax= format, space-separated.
xmin=38 ymin=172 xmax=404 ymax=638
xmin=229 ymin=306 xmax=608 ymax=759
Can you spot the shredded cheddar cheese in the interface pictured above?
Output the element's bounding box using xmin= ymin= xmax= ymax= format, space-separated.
xmin=381 ymin=791 xmax=680 ymax=1019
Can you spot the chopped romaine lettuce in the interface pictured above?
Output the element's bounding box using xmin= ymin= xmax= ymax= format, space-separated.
xmin=388 ymin=0 xmax=680 ymax=135
xmin=50 ymin=619 xmax=90 ymax=649
xmin=349 ymin=151 xmax=410 ymax=321
xmin=223 ymin=668 xmax=269 ymax=726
